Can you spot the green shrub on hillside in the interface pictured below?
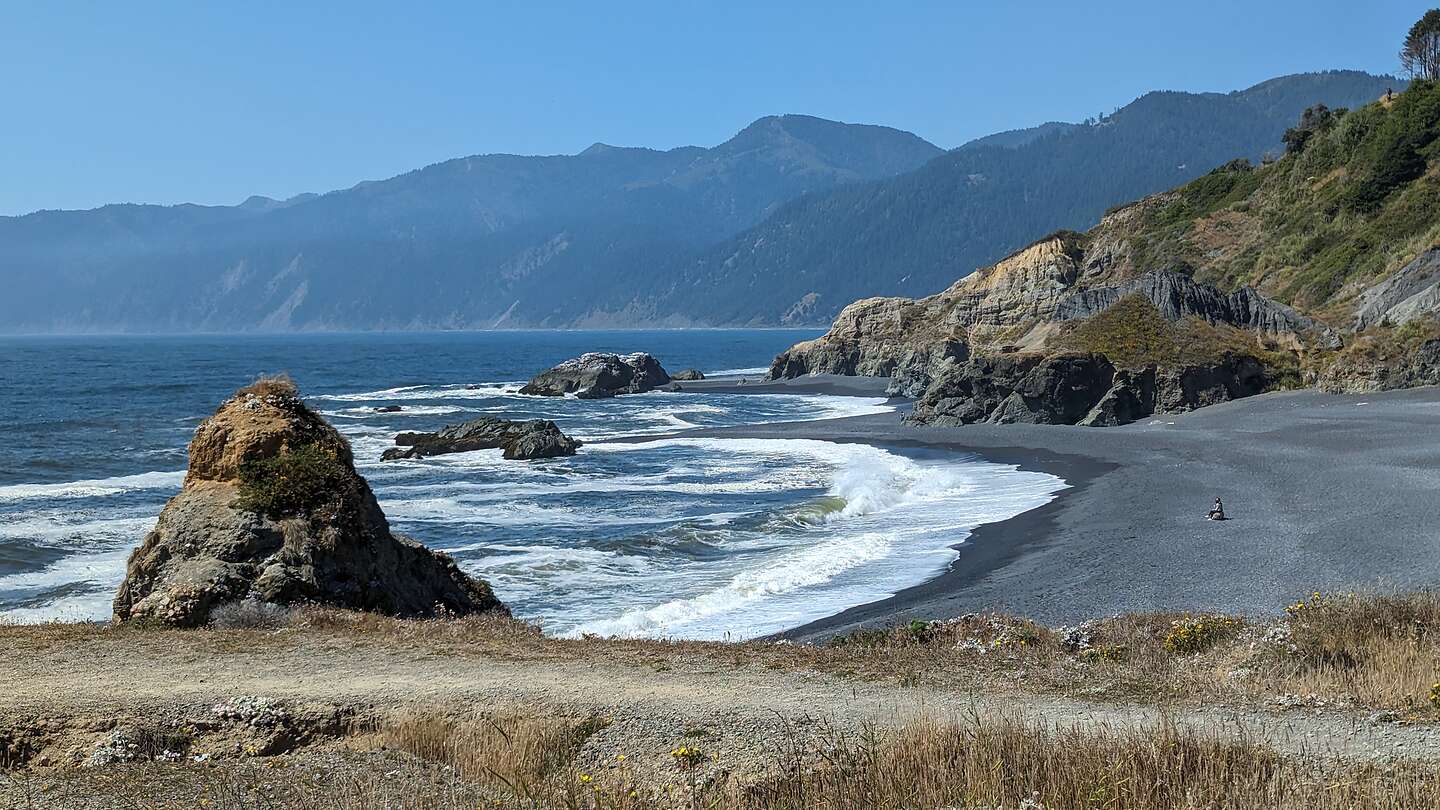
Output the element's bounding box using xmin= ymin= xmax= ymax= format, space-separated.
xmin=235 ymin=443 xmax=352 ymax=518
xmin=1344 ymin=80 xmax=1440 ymax=211
xmin=1116 ymin=80 xmax=1440 ymax=312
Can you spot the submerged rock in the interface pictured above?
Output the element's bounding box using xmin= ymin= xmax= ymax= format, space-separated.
xmin=520 ymin=352 xmax=670 ymax=398
xmin=382 ymin=417 xmax=580 ymax=461
xmin=113 ymin=377 xmax=504 ymax=627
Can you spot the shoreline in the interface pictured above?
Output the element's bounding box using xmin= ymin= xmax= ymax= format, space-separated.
xmin=651 ymin=378 xmax=1440 ymax=640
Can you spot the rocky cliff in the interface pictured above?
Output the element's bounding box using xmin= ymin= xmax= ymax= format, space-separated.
xmin=771 ymin=80 xmax=1440 ymax=423
xmin=113 ymin=378 xmax=503 ymax=627
xmin=769 ymin=227 xmax=1323 ymax=424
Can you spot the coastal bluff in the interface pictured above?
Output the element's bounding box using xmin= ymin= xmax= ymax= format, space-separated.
xmin=769 ymin=224 xmax=1330 ymax=427
xmin=113 ymin=377 xmax=503 ymax=627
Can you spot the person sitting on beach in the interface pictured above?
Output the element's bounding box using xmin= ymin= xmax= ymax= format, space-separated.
xmin=1207 ymin=497 xmax=1226 ymax=521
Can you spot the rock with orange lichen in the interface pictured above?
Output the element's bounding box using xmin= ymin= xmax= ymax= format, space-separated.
xmin=113 ymin=377 xmax=504 ymax=627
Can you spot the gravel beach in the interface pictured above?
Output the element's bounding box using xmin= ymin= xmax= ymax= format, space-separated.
xmin=672 ymin=381 xmax=1440 ymax=640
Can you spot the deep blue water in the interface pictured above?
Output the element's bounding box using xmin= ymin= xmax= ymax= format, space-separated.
xmin=0 ymin=330 xmax=1064 ymax=638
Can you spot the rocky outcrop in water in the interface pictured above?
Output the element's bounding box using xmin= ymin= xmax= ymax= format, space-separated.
xmin=382 ymin=417 xmax=580 ymax=461
xmin=113 ymin=379 xmax=504 ymax=627
xmin=671 ymin=369 xmax=706 ymax=381
xmin=520 ymin=353 xmax=671 ymax=398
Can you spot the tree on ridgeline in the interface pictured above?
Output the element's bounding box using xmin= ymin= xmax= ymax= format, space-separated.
xmin=1282 ymin=104 xmax=1345 ymax=154
xmin=1401 ymin=9 xmax=1440 ymax=80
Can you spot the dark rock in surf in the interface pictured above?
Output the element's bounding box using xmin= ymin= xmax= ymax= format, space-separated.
xmin=671 ymin=369 xmax=705 ymax=381
xmin=382 ymin=416 xmax=580 ymax=461
xmin=374 ymin=405 xmax=403 ymax=413
xmin=519 ymin=353 xmax=670 ymax=398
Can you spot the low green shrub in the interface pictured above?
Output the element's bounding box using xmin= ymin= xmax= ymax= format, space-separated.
xmin=235 ymin=442 xmax=351 ymax=517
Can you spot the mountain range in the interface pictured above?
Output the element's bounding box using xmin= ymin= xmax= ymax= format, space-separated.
xmin=0 ymin=70 xmax=1399 ymax=333
xmin=769 ymin=74 xmax=1440 ymax=427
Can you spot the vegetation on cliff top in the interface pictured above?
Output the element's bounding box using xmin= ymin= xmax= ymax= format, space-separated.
xmin=235 ymin=442 xmax=353 ymax=518
xmin=1122 ymin=78 xmax=1440 ymax=319
xmin=1056 ymin=295 xmax=1302 ymax=383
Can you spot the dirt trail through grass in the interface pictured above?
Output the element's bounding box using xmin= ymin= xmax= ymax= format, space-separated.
xmin=7 ymin=630 xmax=1440 ymax=764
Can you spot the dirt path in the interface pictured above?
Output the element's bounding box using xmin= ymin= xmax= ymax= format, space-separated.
xmin=7 ymin=632 xmax=1440 ymax=765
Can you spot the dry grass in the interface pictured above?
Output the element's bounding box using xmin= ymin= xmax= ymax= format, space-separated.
xmin=9 ymin=591 xmax=1440 ymax=808
xmin=7 ymin=589 xmax=1440 ymax=716
xmin=734 ymin=714 xmax=1440 ymax=810
xmin=382 ymin=710 xmax=609 ymax=798
xmin=236 ymin=373 xmax=299 ymax=399
xmin=26 ymin=714 xmax=1440 ymax=810
xmin=1261 ymin=590 xmax=1440 ymax=712
xmin=1056 ymin=294 xmax=1301 ymax=383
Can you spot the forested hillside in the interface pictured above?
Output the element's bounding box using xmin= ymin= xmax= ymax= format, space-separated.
xmin=0 ymin=72 xmax=1400 ymax=332
xmin=634 ymin=71 xmax=1400 ymax=327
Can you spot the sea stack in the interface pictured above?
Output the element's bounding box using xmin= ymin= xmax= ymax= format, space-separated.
xmin=520 ymin=352 xmax=670 ymax=398
xmin=382 ymin=416 xmax=580 ymax=461
xmin=113 ymin=376 xmax=504 ymax=627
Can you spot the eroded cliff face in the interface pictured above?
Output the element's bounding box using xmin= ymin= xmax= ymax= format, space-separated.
xmin=114 ymin=379 xmax=504 ymax=627
xmin=769 ymin=222 xmax=1327 ymax=426
xmin=908 ymin=353 xmax=1270 ymax=427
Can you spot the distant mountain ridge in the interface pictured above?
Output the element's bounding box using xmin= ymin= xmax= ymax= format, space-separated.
xmin=0 ymin=71 xmax=1400 ymax=333
xmin=0 ymin=114 xmax=939 ymax=333
xmin=620 ymin=71 xmax=1402 ymax=327
xmin=766 ymin=75 xmax=1440 ymax=426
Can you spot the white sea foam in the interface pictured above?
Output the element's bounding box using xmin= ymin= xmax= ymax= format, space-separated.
xmin=0 ymin=546 xmax=133 ymax=624
xmin=708 ymin=366 xmax=770 ymax=376
xmin=551 ymin=438 xmax=1066 ymax=640
xmin=311 ymin=383 xmax=520 ymax=402
xmin=4 ymin=392 xmax=1060 ymax=639
xmin=322 ymin=404 xmax=477 ymax=418
xmin=0 ymin=471 xmax=184 ymax=503
xmin=571 ymin=531 xmax=893 ymax=638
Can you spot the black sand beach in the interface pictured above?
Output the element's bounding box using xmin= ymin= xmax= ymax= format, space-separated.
xmin=669 ymin=378 xmax=1440 ymax=640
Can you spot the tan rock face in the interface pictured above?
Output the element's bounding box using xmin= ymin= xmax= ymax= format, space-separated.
xmin=770 ymin=223 xmax=1327 ymax=425
xmin=114 ymin=379 xmax=504 ymax=627
xmin=186 ymin=386 xmax=351 ymax=484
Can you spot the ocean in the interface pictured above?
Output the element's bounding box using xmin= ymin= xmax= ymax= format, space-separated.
xmin=0 ymin=330 xmax=1065 ymax=639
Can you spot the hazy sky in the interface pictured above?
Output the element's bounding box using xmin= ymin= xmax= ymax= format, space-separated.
xmin=1 ymin=1 xmax=1426 ymax=215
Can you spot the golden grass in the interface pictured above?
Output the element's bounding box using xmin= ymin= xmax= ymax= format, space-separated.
xmin=33 ymin=714 xmax=1440 ymax=810
xmin=733 ymin=714 xmax=1440 ymax=810
xmin=382 ymin=710 xmax=609 ymax=797
xmin=236 ymin=372 xmax=299 ymax=399
xmin=1057 ymin=294 xmax=1300 ymax=382
xmin=7 ymin=590 xmax=1440 ymax=716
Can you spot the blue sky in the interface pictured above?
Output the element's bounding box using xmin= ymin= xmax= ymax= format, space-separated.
xmin=0 ymin=1 xmax=1427 ymax=215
